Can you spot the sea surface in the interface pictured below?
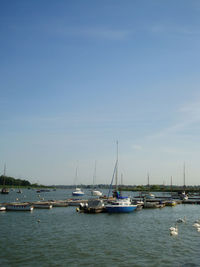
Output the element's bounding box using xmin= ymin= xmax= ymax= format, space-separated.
xmin=1 ymin=189 xmax=200 ymax=267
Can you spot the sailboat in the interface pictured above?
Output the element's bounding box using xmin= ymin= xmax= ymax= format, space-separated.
xmin=180 ymin=163 xmax=188 ymax=200
xmin=105 ymin=141 xmax=137 ymax=213
xmin=143 ymin=173 xmax=155 ymax=199
xmin=1 ymin=164 xmax=9 ymax=194
xmin=72 ymin=166 xmax=84 ymax=196
xmin=91 ymin=161 xmax=102 ymax=196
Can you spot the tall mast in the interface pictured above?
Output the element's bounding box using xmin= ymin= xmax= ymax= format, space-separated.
xmin=115 ymin=141 xmax=118 ymax=190
xmin=3 ymin=164 xmax=6 ymax=186
xmin=3 ymin=164 xmax=6 ymax=176
xmin=147 ymin=172 xmax=150 ymax=191
xmin=75 ymin=165 xmax=78 ymax=186
xmin=93 ymin=160 xmax=97 ymax=187
xmin=171 ymin=176 xmax=172 ymax=194
xmin=183 ymin=162 xmax=186 ymax=190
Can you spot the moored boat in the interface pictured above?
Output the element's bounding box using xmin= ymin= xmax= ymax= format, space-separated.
xmin=6 ymin=203 xmax=34 ymax=211
xmin=32 ymin=203 xmax=53 ymax=209
xmin=91 ymin=161 xmax=103 ymax=197
xmin=105 ymin=141 xmax=137 ymax=213
xmin=72 ymin=188 xmax=85 ymax=196
xmin=106 ymin=196 xmax=137 ymax=213
xmin=1 ymin=164 xmax=9 ymax=194
xmin=79 ymin=199 xmax=106 ymax=213
xmin=1 ymin=187 xmax=9 ymax=194
xmin=0 ymin=206 xmax=6 ymax=211
xmin=91 ymin=189 xmax=102 ymax=196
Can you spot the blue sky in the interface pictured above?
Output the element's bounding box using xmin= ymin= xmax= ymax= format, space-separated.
xmin=1 ymin=0 xmax=200 ymax=185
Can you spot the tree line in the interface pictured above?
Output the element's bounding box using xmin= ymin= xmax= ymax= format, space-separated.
xmin=0 ymin=175 xmax=31 ymax=187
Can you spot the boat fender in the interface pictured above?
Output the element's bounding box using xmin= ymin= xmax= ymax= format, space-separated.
xmin=76 ymin=208 xmax=80 ymax=212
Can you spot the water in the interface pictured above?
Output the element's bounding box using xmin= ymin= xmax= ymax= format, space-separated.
xmin=1 ymin=189 xmax=200 ymax=266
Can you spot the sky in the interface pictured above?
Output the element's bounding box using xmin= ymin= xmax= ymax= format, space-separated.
xmin=1 ymin=0 xmax=200 ymax=186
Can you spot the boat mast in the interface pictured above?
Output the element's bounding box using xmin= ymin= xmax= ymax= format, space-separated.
xmin=4 ymin=164 xmax=6 ymax=176
xmin=93 ymin=160 xmax=97 ymax=188
xmin=3 ymin=164 xmax=6 ymax=186
xmin=115 ymin=141 xmax=118 ymax=191
xmin=75 ymin=165 xmax=78 ymax=187
xmin=147 ymin=172 xmax=150 ymax=191
xmin=171 ymin=176 xmax=173 ymax=195
xmin=183 ymin=162 xmax=186 ymax=191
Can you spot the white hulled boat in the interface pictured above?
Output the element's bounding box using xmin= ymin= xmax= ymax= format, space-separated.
xmin=72 ymin=165 xmax=84 ymax=196
xmin=91 ymin=161 xmax=102 ymax=197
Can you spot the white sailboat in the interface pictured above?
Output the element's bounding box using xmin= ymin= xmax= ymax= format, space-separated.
xmin=180 ymin=163 xmax=188 ymax=200
xmin=72 ymin=166 xmax=84 ymax=196
xmin=91 ymin=161 xmax=102 ymax=196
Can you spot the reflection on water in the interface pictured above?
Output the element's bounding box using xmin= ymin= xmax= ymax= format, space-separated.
xmin=1 ymin=189 xmax=200 ymax=266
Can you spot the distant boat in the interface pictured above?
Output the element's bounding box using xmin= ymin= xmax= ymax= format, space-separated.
xmin=1 ymin=188 xmax=9 ymax=194
xmin=91 ymin=189 xmax=102 ymax=196
xmin=0 ymin=206 xmax=6 ymax=211
xmin=143 ymin=192 xmax=155 ymax=199
xmin=1 ymin=164 xmax=9 ymax=194
xmin=32 ymin=202 xmax=53 ymax=209
xmin=180 ymin=163 xmax=188 ymax=200
xmin=72 ymin=165 xmax=84 ymax=196
xmin=6 ymin=204 xmax=34 ymax=211
xmin=105 ymin=141 xmax=137 ymax=213
xmin=72 ymin=188 xmax=85 ymax=196
xmin=91 ymin=161 xmax=102 ymax=197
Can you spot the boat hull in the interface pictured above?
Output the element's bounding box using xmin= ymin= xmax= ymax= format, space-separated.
xmin=91 ymin=190 xmax=102 ymax=196
xmin=72 ymin=192 xmax=84 ymax=196
xmin=1 ymin=188 xmax=9 ymax=194
xmin=106 ymin=205 xmax=137 ymax=213
xmin=33 ymin=204 xmax=52 ymax=209
xmin=6 ymin=204 xmax=34 ymax=211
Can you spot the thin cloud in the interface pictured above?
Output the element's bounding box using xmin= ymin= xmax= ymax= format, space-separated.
xmin=53 ymin=26 xmax=133 ymax=41
xmin=148 ymin=100 xmax=200 ymax=139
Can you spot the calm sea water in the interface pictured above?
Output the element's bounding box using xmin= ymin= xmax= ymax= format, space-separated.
xmin=1 ymin=189 xmax=200 ymax=267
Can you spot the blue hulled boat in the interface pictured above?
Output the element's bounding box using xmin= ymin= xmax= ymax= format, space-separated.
xmin=72 ymin=188 xmax=85 ymax=196
xmin=105 ymin=142 xmax=137 ymax=213
xmin=106 ymin=195 xmax=137 ymax=213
